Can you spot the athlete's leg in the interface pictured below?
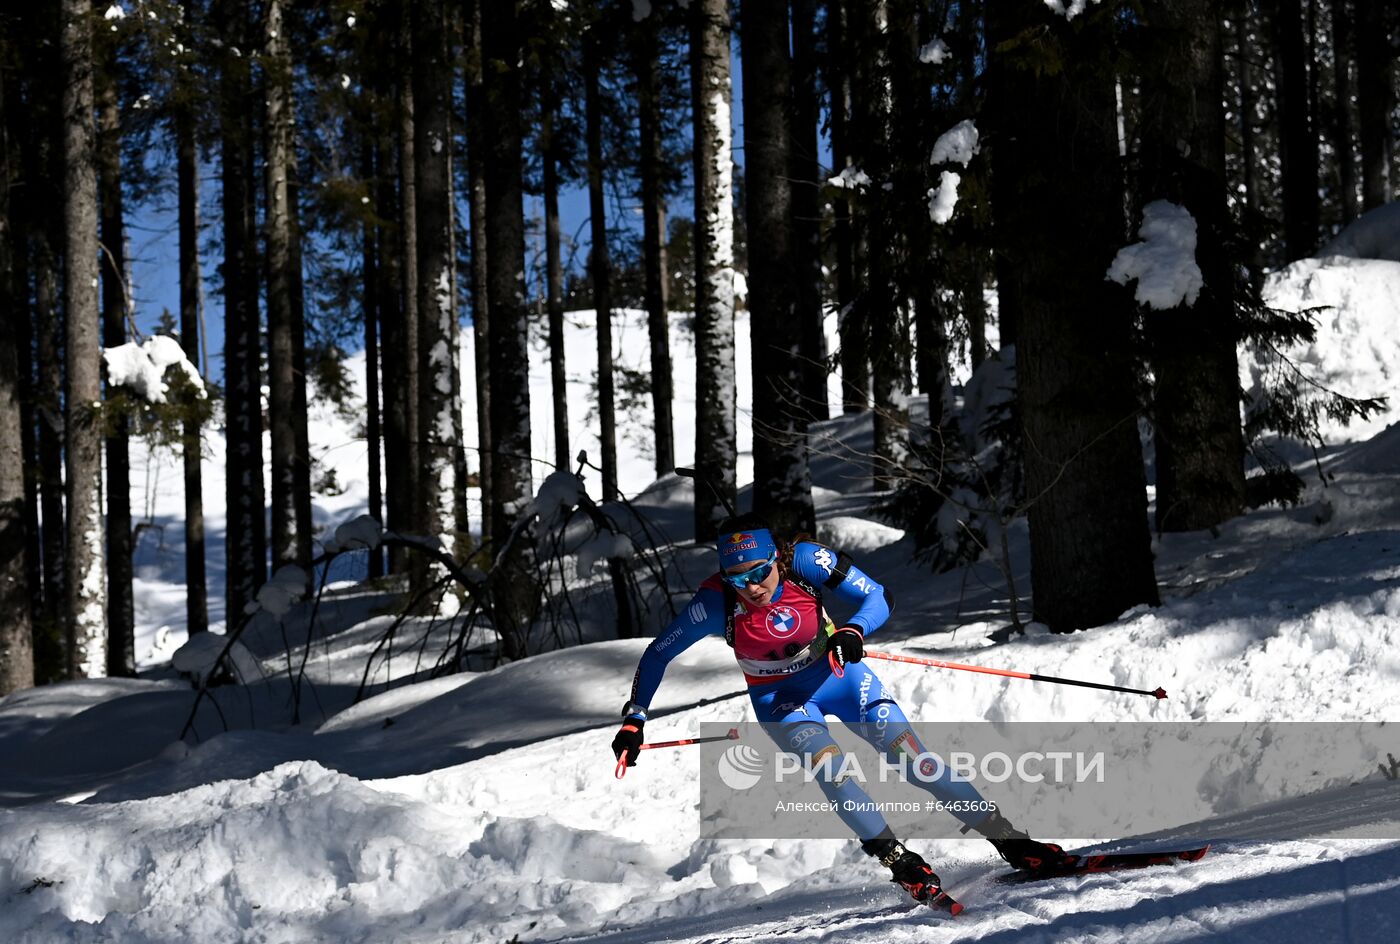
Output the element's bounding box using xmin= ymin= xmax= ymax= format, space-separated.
xmin=749 ymin=684 xmax=889 ymax=842
xmin=810 ymin=662 xmax=994 ymax=832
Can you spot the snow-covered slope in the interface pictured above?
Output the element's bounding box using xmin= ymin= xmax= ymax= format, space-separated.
xmin=6 ymin=272 xmax=1400 ymax=942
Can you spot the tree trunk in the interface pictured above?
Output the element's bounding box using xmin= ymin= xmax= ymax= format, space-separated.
xmin=584 ymin=32 xmax=618 ymax=501
xmin=465 ymin=0 xmax=492 ymax=546
xmin=965 ymin=261 xmax=987 ymax=369
xmin=6 ymin=84 xmax=44 ymax=639
xmin=375 ymin=126 xmax=407 ymax=568
xmin=791 ymin=0 xmax=828 ymax=424
xmin=288 ymin=147 xmax=313 ymax=579
xmin=61 ymin=0 xmax=106 ymax=676
xmin=397 ymin=9 xmax=417 ymax=551
xmin=0 ymin=61 xmax=36 ymax=696
xmin=986 ymin=1 xmax=1159 ymax=632
xmin=849 ymin=2 xmax=907 ymax=489
xmin=825 ymin=0 xmax=867 ymax=414
xmin=361 ymin=141 xmax=384 ymax=579
xmin=175 ymin=61 xmax=208 ymax=634
xmin=30 ymin=114 xmax=65 ymax=640
xmin=375 ymin=3 xmax=408 ymax=568
xmin=691 ymin=0 xmax=738 ymax=539
xmin=1355 ymin=0 xmax=1393 ymax=210
xmin=889 ymin=0 xmax=946 ymax=418
xmin=1139 ymin=0 xmax=1246 ymax=533
xmin=220 ymin=0 xmax=266 ymax=622
xmin=412 ymin=0 xmax=462 ymax=564
xmin=742 ymin=1 xmax=815 ymax=535
xmin=97 ymin=50 xmax=133 ymax=676
xmin=481 ymin=0 xmax=536 ymax=657
xmin=541 ymin=70 xmax=569 ymax=472
xmin=1234 ymin=7 xmax=1265 ymax=283
xmin=265 ymin=0 xmax=310 ymax=576
xmin=636 ymin=16 xmax=675 ymax=478
xmin=1270 ymin=0 xmax=1319 ymax=259
xmin=1332 ymin=0 xmax=1356 ymax=224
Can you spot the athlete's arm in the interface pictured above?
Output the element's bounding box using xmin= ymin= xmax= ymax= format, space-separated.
xmin=790 ymin=541 xmax=894 ymax=637
xmin=625 ymin=585 xmax=727 ymax=718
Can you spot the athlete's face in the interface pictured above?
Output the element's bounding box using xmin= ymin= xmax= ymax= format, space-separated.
xmin=724 ymin=555 xmax=781 ymax=605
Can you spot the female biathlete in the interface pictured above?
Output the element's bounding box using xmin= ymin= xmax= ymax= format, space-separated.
xmin=611 ymin=514 xmax=1069 ymax=908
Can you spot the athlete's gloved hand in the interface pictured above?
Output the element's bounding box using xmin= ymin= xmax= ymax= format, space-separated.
xmin=828 ymin=627 xmax=864 ymax=670
xmin=611 ymin=720 xmax=644 ymax=767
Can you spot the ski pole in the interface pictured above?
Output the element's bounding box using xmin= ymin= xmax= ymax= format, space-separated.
xmin=864 ymin=650 xmax=1168 ymax=700
xmin=615 ymin=727 xmax=741 ymax=780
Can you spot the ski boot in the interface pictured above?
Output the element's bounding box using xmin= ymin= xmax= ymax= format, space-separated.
xmin=861 ymin=831 xmax=963 ymax=915
xmin=972 ymin=809 xmax=1075 ymax=873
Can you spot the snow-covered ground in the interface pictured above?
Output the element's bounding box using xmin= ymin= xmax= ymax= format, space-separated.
xmin=5 ymin=257 xmax=1400 ymax=942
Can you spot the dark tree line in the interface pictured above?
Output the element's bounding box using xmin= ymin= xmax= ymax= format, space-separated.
xmin=1 ymin=0 xmax=1397 ymax=694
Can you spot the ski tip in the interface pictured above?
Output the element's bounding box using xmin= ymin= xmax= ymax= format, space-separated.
xmin=925 ymin=890 xmax=963 ymax=916
xmin=1180 ymin=844 xmax=1210 ymax=861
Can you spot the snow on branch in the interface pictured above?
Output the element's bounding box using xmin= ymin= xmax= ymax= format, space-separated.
xmin=525 ymin=470 xmax=588 ymax=531
xmin=1106 ymin=200 xmax=1204 ymax=310
xmin=919 ymin=38 xmax=949 ymax=64
xmin=927 ymin=171 xmax=961 ymax=225
xmin=930 ymin=120 xmax=979 ymax=166
xmin=320 ymin=515 xmax=383 ymax=554
xmin=103 ymin=336 xmax=206 ymax=404
xmin=252 ymin=565 xmax=310 ymax=617
xmin=827 ymin=166 xmax=872 ymax=190
xmin=575 ymin=532 xmax=635 ymax=576
xmin=1044 ymin=0 xmax=1101 ymax=19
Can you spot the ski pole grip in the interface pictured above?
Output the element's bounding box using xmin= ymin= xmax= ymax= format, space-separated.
xmin=614 ymin=751 xmax=629 ymax=780
xmin=829 ymin=650 xmax=845 ymax=678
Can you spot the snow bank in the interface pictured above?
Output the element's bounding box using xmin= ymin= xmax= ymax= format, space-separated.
xmin=1318 ymin=200 xmax=1400 ymax=261
xmin=1106 ymin=200 xmax=1203 ymax=309
xmin=0 ymin=761 xmax=480 ymax=942
xmin=815 ymin=516 xmax=905 ymax=554
xmin=1259 ymin=255 xmax=1400 ymax=442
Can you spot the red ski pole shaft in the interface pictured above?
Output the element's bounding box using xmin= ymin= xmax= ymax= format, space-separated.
xmin=863 ymin=650 xmax=1167 ymax=700
xmin=615 ymin=727 xmax=740 ymax=779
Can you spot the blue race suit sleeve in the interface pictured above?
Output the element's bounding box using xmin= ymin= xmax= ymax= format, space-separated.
xmin=790 ymin=541 xmax=893 ymax=637
xmin=627 ymin=584 xmax=728 ymax=715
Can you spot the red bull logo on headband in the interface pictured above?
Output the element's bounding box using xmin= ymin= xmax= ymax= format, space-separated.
xmin=719 ymin=528 xmax=777 ymax=566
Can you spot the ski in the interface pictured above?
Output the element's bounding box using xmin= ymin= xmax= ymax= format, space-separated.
xmin=914 ymin=887 xmax=964 ymax=916
xmin=996 ymin=844 xmax=1211 ymax=884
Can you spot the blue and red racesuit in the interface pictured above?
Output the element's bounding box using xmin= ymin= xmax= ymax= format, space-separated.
xmin=623 ymin=541 xmax=993 ymax=841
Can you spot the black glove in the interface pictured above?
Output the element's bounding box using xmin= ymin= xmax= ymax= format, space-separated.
xmin=612 ymin=720 xmax=645 ymax=767
xmin=828 ymin=627 xmax=864 ymax=669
